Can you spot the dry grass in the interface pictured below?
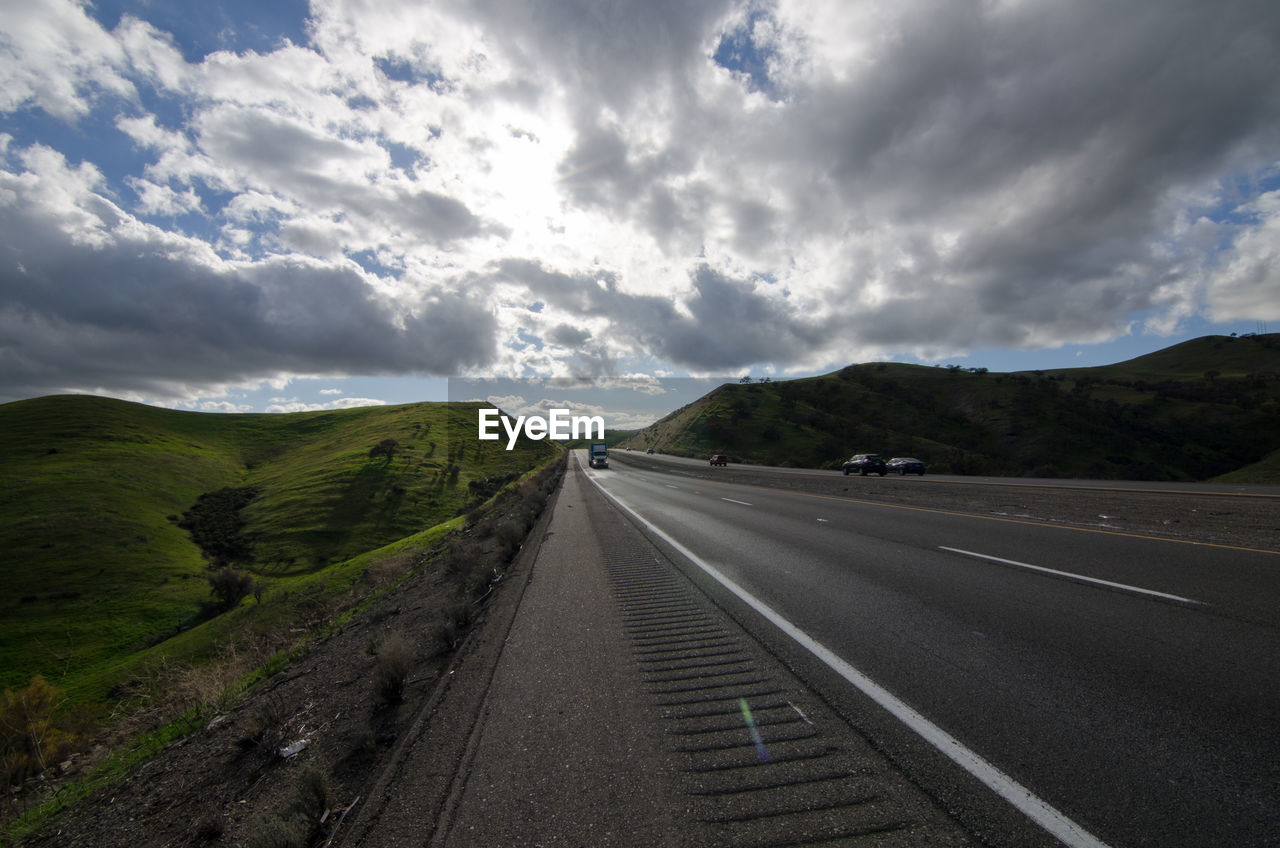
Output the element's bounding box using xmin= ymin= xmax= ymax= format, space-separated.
xmin=363 ymin=552 xmax=416 ymax=588
xmin=240 ymin=693 xmax=289 ymax=752
xmin=1 ymin=677 xmax=86 ymax=787
xmin=371 ymin=632 xmax=416 ymax=706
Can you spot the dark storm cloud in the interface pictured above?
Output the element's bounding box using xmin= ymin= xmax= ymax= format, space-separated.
xmin=548 ymin=323 xmax=592 ymax=347
xmin=555 ymin=121 xmax=696 ymax=236
xmin=776 ymin=0 xmax=1280 ymax=338
xmin=464 ymin=0 xmax=733 ymax=113
xmin=198 ymin=105 xmax=492 ymax=244
xmin=496 ymin=259 xmax=829 ymax=371
xmin=658 ymin=265 xmax=830 ymax=369
xmin=0 ymin=163 xmax=495 ymax=401
xmin=799 ymin=2 xmax=1279 ymax=208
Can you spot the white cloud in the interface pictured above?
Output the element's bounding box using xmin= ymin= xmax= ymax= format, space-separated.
xmin=127 ymin=176 xmax=203 ymax=216
xmin=1206 ymin=190 xmax=1280 ymax=322
xmin=199 ymin=400 xmax=253 ymax=413
xmin=0 ymin=0 xmax=134 ymax=119
xmin=265 ymin=396 xmax=387 ymax=413
xmin=115 ymin=15 xmax=191 ymax=94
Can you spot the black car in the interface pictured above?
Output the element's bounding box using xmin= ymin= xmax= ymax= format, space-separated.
xmin=842 ymin=454 xmax=887 ymax=476
xmin=886 ymin=457 xmax=926 ymax=476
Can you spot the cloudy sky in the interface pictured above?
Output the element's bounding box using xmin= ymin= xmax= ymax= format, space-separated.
xmin=1 ymin=0 xmax=1278 ymax=415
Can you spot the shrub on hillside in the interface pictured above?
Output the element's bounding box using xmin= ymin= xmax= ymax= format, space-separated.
xmin=240 ymin=693 xmax=289 ymax=752
xmin=0 ymin=676 xmax=84 ymax=785
xmin=208 ymin=567 xmax=256 ymax=611
xmin=467 ymin=471 xmax=520 ymax=502
xmin=372 ymin=633 xmax=415 ymax=705
xmin=180 ymin=486 xmax=260 ymax=566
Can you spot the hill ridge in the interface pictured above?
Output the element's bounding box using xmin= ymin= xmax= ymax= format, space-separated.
xmin=623 ymin=334 xmax=1280 ymax=482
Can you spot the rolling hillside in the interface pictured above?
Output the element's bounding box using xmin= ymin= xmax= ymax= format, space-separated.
xmin=623 ymin=334 xmax=1280 ymax=482
xmin=0 ymin=396 xmax=557 ymax=703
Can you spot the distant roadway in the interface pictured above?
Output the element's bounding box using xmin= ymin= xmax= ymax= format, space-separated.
xmin=585 ymin=450 xmax=1280 ymax=848
xmin=631 ymin=450 xmax=1280 ymax=496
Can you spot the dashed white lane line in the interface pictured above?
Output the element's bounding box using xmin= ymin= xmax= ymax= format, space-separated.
xmin=721 ymin=497 xmax=753 ymax=506
xmin=939 ymin=547 xmax=1207 ymax=606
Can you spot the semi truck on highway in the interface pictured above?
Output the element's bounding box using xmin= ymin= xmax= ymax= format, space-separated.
xmin=588 ymin=442 xmax=609 ymax=468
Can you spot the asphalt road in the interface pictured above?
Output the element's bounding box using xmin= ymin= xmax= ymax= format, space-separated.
xmin=632 ymin=450 xmax=1280 ymax=496
xmin=585 ymin=452 xmax=1280 ymax=848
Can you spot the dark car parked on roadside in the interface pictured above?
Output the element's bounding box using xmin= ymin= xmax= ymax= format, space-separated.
xmin=842 ymin=454 xmax=887 ymax=476
xmin=886 ymin=457 xmax=927 ymax=476
xmin=709 ymin=454 xmax=728 ymax=466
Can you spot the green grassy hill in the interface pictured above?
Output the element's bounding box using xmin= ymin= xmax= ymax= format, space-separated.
xmin=623 ymin=334 xmax=1280 ymax=482
xmin=0 ymin=396 xmax=556 ymax=702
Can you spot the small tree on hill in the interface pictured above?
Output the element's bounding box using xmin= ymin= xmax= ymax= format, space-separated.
xmin=208 ymin=567 xmax=255 ymax=611
xmin=369 ymin=438 xmax=401 ymax=464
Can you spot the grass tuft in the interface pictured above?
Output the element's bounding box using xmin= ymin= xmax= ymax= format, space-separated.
xmin=371 ymin=633 xmax=415 ymax=706
xmin=240 ymin=693 xmax=289 ymax=752
xmin=244 ymin=811 xmax=308 ymax=848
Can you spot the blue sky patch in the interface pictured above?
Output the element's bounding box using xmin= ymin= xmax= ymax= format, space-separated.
xmin=381 ymin=138 xmax=423 ymax=174
xmin=346 ymin=249 xmax=401 ymax=278
xmin=373 ymin=55 xmax=452 ymax=93
xmin=517 ymin=328 xmax=545 ymax=351
xmin=713 ymin=8 xmax=780 ymax=98
xmin=85 ymin=0 xmax=311 ymax=61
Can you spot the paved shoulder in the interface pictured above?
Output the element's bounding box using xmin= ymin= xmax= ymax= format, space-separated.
xmin=348 ymin=460 xmax=979 ymax=846
xmin=433 ymin=463 xmax=682 ymax=845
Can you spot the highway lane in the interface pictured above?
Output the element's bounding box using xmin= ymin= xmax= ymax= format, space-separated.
xmin=580 ymin=452 xmax=1280 ymax=848
xmin=627 ymin=449 xmax=1280 ymax=496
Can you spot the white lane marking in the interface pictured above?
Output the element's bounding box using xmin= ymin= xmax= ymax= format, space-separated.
xmin=666 ymin=485 xmax=680 ymax=489
xmin=586 ymin=475 xmax=1111 ymax=848
xmin=939 ymin=547 xmax=1207 ymax=606
xmin=816 ymin=518 xmax=829 ymax=523
xmin=721 ymin=497 xmax=753 ymax=506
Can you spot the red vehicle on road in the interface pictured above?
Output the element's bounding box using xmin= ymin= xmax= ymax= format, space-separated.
xmin=709 ymin=454 xmax=728 ymax=466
